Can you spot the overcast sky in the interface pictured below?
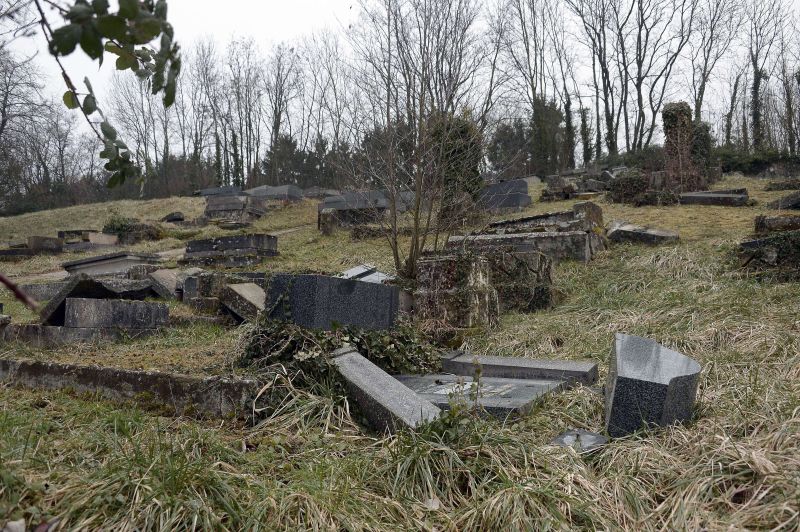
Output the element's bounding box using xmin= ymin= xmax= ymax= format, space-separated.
xmin=14 ymin=0 xmax=359 ymax=97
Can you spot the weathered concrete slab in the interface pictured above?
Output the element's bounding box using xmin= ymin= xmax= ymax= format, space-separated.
xmin=220 ymin=283 xmax=266 ymax=322
xmin=62 ymin=252 xmax=161 ymax=276
xmin=267 ymin=274 xmax=399 ymax=331
xmin=332 ymin=347 xmax=440 ymax=432
xmin=680 ymin=191 xmax=749 ymax=207
xmin=0 ymin=358 xmax=259 ymax=419
xmin=447 ymin=231 xmax=602 ymax=263
xmin=607 ymin=220 xmax=679 ymax=245
xmin=181 ymin=234 xmax=278 ymax=267
xmin=64 ymin=298 xmax=169 ymax=330
xmin=755 ymin=214 xmax=800 ymax=234
xmin=442 ymin=351 xmax=598 ymax=386
xmin=86 ymin=232 xmax=119 ymax=246
xmin=18 ymin=281 xmax=69 ymax=302
xmin=2 ymin=324 xmax=154 ymax=347
xmin=767 ymin=191 xmax=800 ymax=210
xmin=395 ymin=374 xmax=563 ymax=417
xmin=27 ymin=236 xmax=64 ymax=253
xmin=739 ymin=230 xmax=800 ymax=269
xmin=605 ymin=333 xmax=701 ymax=437
xmin=551 ymin=429 xmax=609 ymax=453
xmin=341 ymin=264 xmax=394 ymax=284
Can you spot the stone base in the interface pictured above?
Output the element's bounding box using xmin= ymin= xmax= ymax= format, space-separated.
xmin=2 ymin=324 xmax=155 ymax=348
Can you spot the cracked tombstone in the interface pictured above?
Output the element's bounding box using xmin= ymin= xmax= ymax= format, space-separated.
xmin=220 ymin=283 xmax=266 ymax=322
xmin=605 ymin=333 xmax=701 ymax=437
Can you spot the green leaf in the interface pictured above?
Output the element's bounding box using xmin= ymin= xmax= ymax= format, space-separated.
xmin=92 ymin=0 xmax=110 ymax=14
xmin=82 ymin=95 xmax=97 ymax=114
xmin=50 ymin=24 xmax=82 ymax=55
xmin=107 ymin=172 xmax=125 ymax=188
xmin=115 ymin=53 xmax=137 ymax=71
xmin=131 ymin=17 xmax=162 ymax=44
xmin=100 ymin=121 xmax=118 ymax=141
xmin=154 ymin=0 xmax=167 ymax=20
xmin=67 ymin=4 xmax=93 ymax=22
xmin=118 ymin=0 xmax=140 ymax=19
xmin=97 ymin=15 xmax=127 ymax=40
xmin=62 ymin=91 xmax=80 ymax=110
xmin=79 ymin=25 xmax=104 ymax=60
xmin=104 ymin=42 xmax=125 ymax=55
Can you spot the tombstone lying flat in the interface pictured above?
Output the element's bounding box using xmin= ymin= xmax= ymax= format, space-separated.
xmin=27 ymin=236 xmax=64 ymax=253
xmin=605 ymin=333 xmax=701 ymax=437
xmin=442 ymin=351 xmax=598 ymax=386
xmin=332 ymin=347 xmax=441 ymax=433
xmin=447 ymin=231 xmax=603 ymax=264
xmin=64 ymin=298 xmax=169 ymax=330
xmin=607 ymin=220 xmax=679 ymax=245
xmin=19 ymin=281 xmax=69 ymax=302
xmin=754 ymin=214 xmax=800 ymax=234
xmin=341 ymin=264 xmax=394 ymax=285
xmin=62 ymin=252 xmax=161 ymax=276
xmin=767 ymin=191 xmax=800 ymax=210
xmin=395 ymin=374 xmax=563 ymax=417
xmin=220 ymin=283 xmax=266 ymax=322
xmin=739 ymin=230 xmax=800 ymax=269
xmin=680 ymin=191 xmax=749 ymax=207
xmin=267 ymin=274 xmax=399 ymax=331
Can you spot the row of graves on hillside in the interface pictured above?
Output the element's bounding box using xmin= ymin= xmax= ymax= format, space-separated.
xmin=2 ymin=194 xmax=702 ymax=451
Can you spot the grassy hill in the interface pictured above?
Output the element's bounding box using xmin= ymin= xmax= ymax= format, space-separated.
xmin=0 ymin=175 xmax=798 ymax=529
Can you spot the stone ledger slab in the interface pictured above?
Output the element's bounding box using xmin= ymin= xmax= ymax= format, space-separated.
xmin=680 ymin=191 xmax=749 ymax=207
xmin=395 ymin=374 xmax=563 ymax=417
xmin=64 ymin=298 xmax=169 ymax=330
xmin=62 ymin=252 xmax=161 ymax=276
xmin=605 ymin=333 xmax=701 ymax=437
xmin=607 ymin=220 xmax=679 ymax=245
xmin=332 ymin=347 xmax=440 ymax=432
xmin=267 ymin=274 xmax=399 ymax=331
xmin=220 ymin=283 xmax=266 ymax=322
xmin=442 ymin=351 xmax=598 ymax=386
xmin=447 ymin=231 xmax=600 ymax=264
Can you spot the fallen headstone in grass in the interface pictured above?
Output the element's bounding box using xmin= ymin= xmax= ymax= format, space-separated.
xmin=180 ymin=234 xmax=278 ymax=268
xmin=605 ymin=333 xmax=701 ymax=438
xmin=680 ymin=190 xmax=750 ymax=207
xmin=395 ymin=374 xmax=563 ymax=418
xmin=447 ymin=231 xmax=603 ymax=264
xmin=754 ymin=214 xmax=800 ymax=235
xmin=332 ymin=346 xmax=441 ymax=433
xmin=220 ymin=283 xmax=266 ymax=322
xmin=607 ymin=220 xmax=679 ymax=245
xmin=161 ymin=211 xmax=185 ymax=223
xmin=62 ymin=251 xmax=162 ymax=277
xmin=739 ymin=230 xmax=800 ymax=270
xmin=64 ymin=298 xmax=169 ymax=330
xmin=767 ymin=190 xmax=800 ymax=210
xmin=442 ymin=351 xmax=599 ymax=386
xmin=27 ymin=236 xmax=64 ymax=254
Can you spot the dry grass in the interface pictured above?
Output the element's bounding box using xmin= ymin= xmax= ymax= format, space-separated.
xmin=1 ymin=175 xmax=800 ymax=530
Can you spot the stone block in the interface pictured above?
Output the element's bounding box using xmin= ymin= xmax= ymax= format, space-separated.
xmin=62 ymin=252 xmax=161 ymax=277
xmin=27 ymin=236 xmax=64 ymax=253
xmin=148 ymin=269 xmax=181 ymax=300
xmin=87 ymin=232 xmax=119 ymax=246
xmin=447 ymin=231 xmax=600 ymax=264
xmin=680 ymin=191 xmax=749 ymax=207
xmin=739 ymin=230 xmax=800 ymax=269
xmin=477 ymin=179 xmax=532 ymax=212
xmin=64 ymin=298 xmax=168 ymax=330
xmin=395 ymin=374 xmax=563 ymax=417
xmin=484 ymin=250 xmax=552 ymax=312
xmin=182 ymin=272 xmax=267 ymax=300
xmin=267 ymin=274 xmax=399 ymax=331
xmin=754 ymin=214 xmax=800 ymax=235
xmin=414 ymin=254 xmax=498 ymax=329
xmin=220 ymin=283 xmax=266 ymax=322
xmin=2 ymin=324 xmax=154 ymax=347
xmin=40 ymin=274 xmax=117 ymax=326
xmin=332 ymin=347 xmax=440 ymax=432
xmin=187 ymin=297 xmax=221 ymax=314
xmin=442 ymin=351 xmax=598 ymax=386
xmin=181 ymin=234 xmax=278 ymax=267
xmin=18 ymin=282 xmax=69 ymax=302
xmin=607 ymin=220 xmax=679 ymax=245
xmin=767 ymin=191 xmax=800 ymax=210
xmin=605 ymin=333 xmax=701 ymax=437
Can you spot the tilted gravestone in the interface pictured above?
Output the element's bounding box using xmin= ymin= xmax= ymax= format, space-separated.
xmin=605 ymin=333 xmax=701 ymax=437
xmin=181 ymin=234 xmax=278 ymax=268
xmin=607 ymin=221 xmax=679 ymax=246
xmin=332 ymin=347 xmax=440 ymax=433
xmin=220 ymin=283 xmax=266 ymax=322
xmin=266 ymin=274 xmax=399 ymax=331
xmin=767 ymin=190 xmax=800 ymax=210
xmin=64 ymin=298 xmax=169 ymax=330
xmin=62 ymin=252 xmax=162 ymax=277
xmin=442 ymin=351 xmax=598 ymax=386
xmin=680 ymin=191 xmax=749 ymax=207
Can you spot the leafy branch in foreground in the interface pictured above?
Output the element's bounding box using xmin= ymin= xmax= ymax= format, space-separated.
xmin=33 ymin=0 xmax=181 ymax=187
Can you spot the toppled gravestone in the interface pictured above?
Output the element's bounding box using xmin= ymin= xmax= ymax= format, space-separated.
xmin=442 ymin=351 xmax=598 ymax=386
xmin=341 ymin=264 xmax=394 ymax=284
xmin=148 ymin=268 xmax=204 ymax=300
xmin=18 ymin=281 xmax=69 ymax=302
xmin=395 ymin=374 xmax=563 ymax=418
xmin=765 ymin=178 xmax=800 ymax=191
xmin=767 ymin=191 xmax=800 ymax=210
xmin=414 ymin=254 xmax=499 ymax=331
xmin=332 ymin=346 xmax=441 ymax=433
xmin=63 ymin=252 xmax=162 ymax=277
xmin=739 ymin=230 xmax=800 ymax=270
xmin=267 ymin=274 xmax=399 ymax=331
xmin=180 ymin=234 xmax=278 ymax=267
xmin=607 ymin=220 xmax=679 ymax=245
xmin=680 ymin=190 xmax=749 ymax=207
xmin=64 ymin=298 xmax=168 ymax=330
xmin=477 ymin=179 xmax=532 ymax=212
xmin=488 ymin=201 xmax=603 ymax=234
xmin=27 ymin=236 xmax=64 ymax=254
xmin=605 ymin=333 xmax=701 ymax=437
xmin=182 ymin=271 xmax=268 ymax=312
xmin=220 ymin=283 xmax=266 ymax=322
xmin=754 ymin=214 xmax=800 ymax=235
xmin=447 ymin=231 xmax=602 ymax=264
xmin=484 ymin=250 xmax=552 ymax=312
xmin=204 ymin=195 xmax=266 ymax=222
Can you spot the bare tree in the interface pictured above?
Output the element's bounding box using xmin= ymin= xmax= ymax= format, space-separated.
xmin=747 ymin=0 xmax=784 ymax=152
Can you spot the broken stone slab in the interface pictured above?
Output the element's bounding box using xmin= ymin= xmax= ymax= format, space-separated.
xmin=62 ymin=252 xmax=162 ymax=276
xmin=0 ymin=248 xmax=36 ymax=261
xmin=39 ymin=274 xmax=156 ymax=326
xmin=267 ymin=274 xmax=399 ymax=331
xmin=186 ymin=297 xmax=222 ymax=314
xmin=484 ymin=250 xmax=552 ymax=312
xmin=182 ymin=272 xmax=267 ymax=300
xmin=18 ymin=281 xmax=69 ymax=302
xmin=767 ymin=191 xmax=800 ymax=210
xmin=442 ymin=351 xmax=599 ymax=386
xmin=605 ymin=333 xmax=701 ymax=438
xmin=550 ymin=429 xmax=609 ymax=453
xmin=86 ymin=232 xmax=119 ymax=246
xmin=0 ymin=358 xmax=259 ymax=419
xmin=607 ymin=220 xmax=679 ymax=245
xmin=147 ymin=268 xmax=203 ymax=300
xmin=332 ymin=347 xmax=441 ymax=432
xmin=181 ymin=234 xmax=278 ymax=267
xmin=64 ymin=298 xmax=169 ymax=330
xmin=27 ymin=236 xmax=64 ymax=253
xmin=2 ymin=324 xmax=155 ymax=347
xmin=755 ymin=214 xmax=800 ymax=234
xmin=220 ymin=283 xmax=266 ymax=322
xmin=739 ymin=230 xmax=800 ymax=269
xmin=447 ymin=231 xmax=603 ymax=264
xmin=680 ymin=191 xmax=749 ymax=207
xmin=395 ymin=374 xmax=563 ymax=417
xmin=341 ymin=264 xmax=394 ymax=284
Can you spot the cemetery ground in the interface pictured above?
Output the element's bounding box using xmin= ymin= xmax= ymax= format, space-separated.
xmin=1 ymin=175 xmax=799 ymax=529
